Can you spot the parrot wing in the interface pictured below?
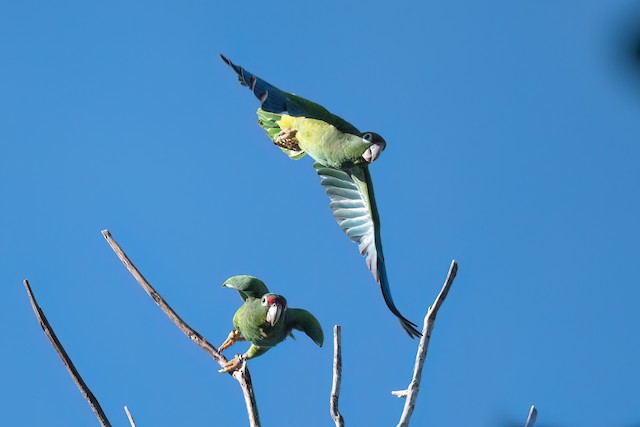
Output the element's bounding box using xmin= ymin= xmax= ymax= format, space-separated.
xmin=314 ymin=163 xmax=421 ymax=338
xmin=220 ymin=55 xmax=360 ymax=135
xmin=286 ymin=308 xmax=324 ymax=347
xmin=223 ymin=279 xmax=269 ymax=301
xmin=257 ymin=108 xmax=307 ymax=160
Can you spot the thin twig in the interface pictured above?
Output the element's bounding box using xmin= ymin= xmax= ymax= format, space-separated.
xmin=101 ymin=229 xmax=260 ymax=427
xmin=23 ymin=280 xmax=112 ymax=427
xmin=392 ymin=260 xmax=458 ymax=427
xmin=330 ymin=325 xmax=345 ymax=427
xmin=524 ymin=405 xmax=537 ymax=427
xmin=124 ymin=406 xmax=137 ymax=427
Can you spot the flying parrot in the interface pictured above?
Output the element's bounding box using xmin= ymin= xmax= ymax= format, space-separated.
xmin=218 ymin=275 xmax=324 ymax=373
xmin=220 ymin=55 xmax=421 ymax=338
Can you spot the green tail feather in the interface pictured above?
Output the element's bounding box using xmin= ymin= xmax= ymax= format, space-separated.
xmin=257 ymin=109 xmax=306 ymax=160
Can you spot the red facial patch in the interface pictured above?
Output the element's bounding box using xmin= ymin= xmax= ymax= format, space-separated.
xmin=267 ymin=295 xmax=287 ymax=309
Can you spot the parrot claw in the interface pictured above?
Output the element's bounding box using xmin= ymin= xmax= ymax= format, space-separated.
xmin=219 ymin=329 xmax=245 ymax=353
xmin=218 ymin=354 xmax=243 ymax=374
xmin=275 ymin=128 xmax=301 ymax=151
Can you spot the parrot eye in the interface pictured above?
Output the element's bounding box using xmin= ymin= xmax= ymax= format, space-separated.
xmin=261 ymin=296 xmax=267 ymax=306
xmin=362 ymin=133 xmax=373 ymax=143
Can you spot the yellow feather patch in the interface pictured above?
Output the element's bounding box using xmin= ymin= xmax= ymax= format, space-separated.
xmin=276 ymin=114 xmax=295 ymax=129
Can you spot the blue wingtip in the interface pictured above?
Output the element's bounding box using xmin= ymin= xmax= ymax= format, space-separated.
xmin=219 ymin=54 xmax=290 ymax=114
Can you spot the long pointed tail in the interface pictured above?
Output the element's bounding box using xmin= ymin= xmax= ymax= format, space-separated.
xmin=379 ymin=262 xmax=422 ymax=338
xmin=220 ymin=54 xmax=289 ymax=114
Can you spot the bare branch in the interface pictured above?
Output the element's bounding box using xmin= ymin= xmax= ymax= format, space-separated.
xmin=393 ymin=260 xmax=458 ymax=427
xmin=524 ymin=405 xmax=537 ymax=427
xmin=23 ymin=279 xmax=112 ymax=427
xmin=124 ymin=406 xmax=137 ymax=427
xmin=101 ymin=229 xmax=260 ymax=427
xmin=330 ymin=325 xmax=345 ymax=427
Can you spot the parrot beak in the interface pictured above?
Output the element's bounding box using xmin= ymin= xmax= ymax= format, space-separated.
xmin=362 ymin=141 xmax=386 ymax=163
xmin=266 ymin=303 xmax=283 ymax=326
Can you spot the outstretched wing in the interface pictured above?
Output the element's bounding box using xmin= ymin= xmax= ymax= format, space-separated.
xmin=285 ymin=308 xmax=324 ymax=347
xmin=314 ymin=163 xmax=421 ymax=338
xmin=220 ymin=54 xmax=360 ymax=135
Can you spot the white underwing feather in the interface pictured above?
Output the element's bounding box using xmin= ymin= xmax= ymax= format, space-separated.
xmin=314 ymin=163 xmax=379 ymax=278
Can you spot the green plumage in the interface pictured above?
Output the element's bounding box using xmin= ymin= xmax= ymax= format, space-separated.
xmin=258 ymin=110 xmax=371 ymax=169
xmin=223 ymin=275 xmax=323 ymax=361
xmin=222 ymin=55 xmax=421 ymax=338
xmin=257 ymin=110 xmax=306 ymax=160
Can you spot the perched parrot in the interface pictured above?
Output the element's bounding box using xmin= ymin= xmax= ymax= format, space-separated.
xmin=221 ymin=55 xmax=421 ymax=338
xmin=218 ymin=275 xmax=324 ymax=373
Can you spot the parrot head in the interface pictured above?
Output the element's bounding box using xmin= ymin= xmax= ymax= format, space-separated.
xmin=260 ymin=293 xmax=287 ymax=326
xmin=361 ymin=132 xmax=387 ymax=163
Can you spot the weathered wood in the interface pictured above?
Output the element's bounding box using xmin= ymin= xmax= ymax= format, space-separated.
xmin=24 ymin=279 xmax=112 ymax=427
xmin=524 ymin=405 xmax=537 ymax=427
xmin=101 ymin=229 xmax=260 ymax=427
xmin=124 ymin=406 xmax=136 ymax=427
xmin=393 ymin=260 xmax=458 ymax=427
xmin=330 ymin=325 xmax=345 ymax=427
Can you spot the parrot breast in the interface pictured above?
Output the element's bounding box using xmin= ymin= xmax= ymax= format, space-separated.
xmin=293 ymin=117 xmax=369 ymax=169
xmin=234 ymin=299 xmax=289 ymax=348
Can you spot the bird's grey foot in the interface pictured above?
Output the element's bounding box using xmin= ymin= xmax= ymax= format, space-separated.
xmin=219 ymin=329 xmax=245 ymax=353
xmin=275 ymin=128 xmax=301 ymax=151
xmin=218 ymin=354 xmax=243 ymax=374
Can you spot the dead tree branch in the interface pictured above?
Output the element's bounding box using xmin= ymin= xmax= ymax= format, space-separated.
xmin=524 ymin=405 xmax=537 ymax=427
xmin=392 ymin=260 xmax=458 ymax=427
xmin=23 ymin=279 xmax=112 ymax=427
xmin=330 ymin=325 xmax=345 ymax=427
xmin=124 ymin=406 xmax=137 ymax=427
xmin=101 ymin=229 xmax=260 ymax=427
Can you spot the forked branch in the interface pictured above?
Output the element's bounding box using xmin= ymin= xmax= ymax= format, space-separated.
xmin=101 ymin=229 xmax=260 ymax=427
xmin=23 ymin=279 xmax=112 ymax=427
xmin=392 ymin=260 xmax=458 ymax=427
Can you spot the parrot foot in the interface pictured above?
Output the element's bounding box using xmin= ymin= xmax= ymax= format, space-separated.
xmin=219 ymin=329 xmax=245 ymax=353
xmin=218 ymin=354 xmax=243 ymax=374
xmin=275 ymin=128 xmax=301 ymax=151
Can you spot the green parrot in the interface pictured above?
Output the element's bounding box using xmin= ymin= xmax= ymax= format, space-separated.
xmin=218 ymin=275 xmax=324 ymax=373
xmin=221 ymin=55 xmax=420 ymax=338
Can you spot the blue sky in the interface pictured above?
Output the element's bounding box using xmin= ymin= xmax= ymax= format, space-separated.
xmin=2 ymin=1 xmax=640 ymax=426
